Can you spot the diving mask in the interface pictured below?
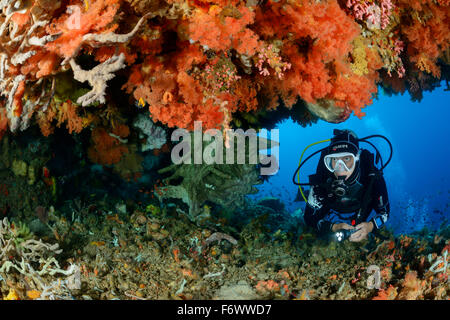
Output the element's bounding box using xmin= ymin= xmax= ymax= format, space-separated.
xmin=324 ymin=152 xmax=359 ymax=173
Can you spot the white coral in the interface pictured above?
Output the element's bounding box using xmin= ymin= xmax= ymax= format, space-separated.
xmin=133 ymin=113 xmax=167 ymax=151
xmin=70 ymin=53 xmax=126 ymax=106
xmin=0 ymin=217 xmax=78 ymax=296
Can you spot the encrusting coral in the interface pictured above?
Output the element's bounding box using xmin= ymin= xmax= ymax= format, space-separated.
xmin=0 ymin=0 xmax=447 ymax=141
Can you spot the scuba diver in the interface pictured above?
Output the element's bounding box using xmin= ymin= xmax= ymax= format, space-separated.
xmin=293 ymin=129 xmax=392 ymax=242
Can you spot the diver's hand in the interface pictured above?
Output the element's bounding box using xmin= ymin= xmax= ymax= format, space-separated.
xmin=349 ymin=222 xmax=374 ymax=242
xmin=331 ymin=223 xmax=355 ymax=233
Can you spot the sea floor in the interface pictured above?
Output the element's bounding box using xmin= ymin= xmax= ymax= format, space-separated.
xmin=0 ymin=194 xmax=448 ymax=300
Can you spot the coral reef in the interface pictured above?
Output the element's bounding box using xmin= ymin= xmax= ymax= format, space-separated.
xmin=0 ymin=0 xmax=448 ymax=301
xmin=0 ymin=0 xmax=447 ymax=142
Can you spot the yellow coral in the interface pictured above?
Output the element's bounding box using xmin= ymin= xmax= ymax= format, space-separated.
xmin=5 ymin=289 xmax=19 ymax=300
xmin=12 ymin=159 xmax=27 ymax=177
xmin=351 ymin=36 xmax=369 ymax=76
xmin=146 ymin=204 xmax=161 ymax=216
xmin=26 ymin=290 xmax=41 ymax=300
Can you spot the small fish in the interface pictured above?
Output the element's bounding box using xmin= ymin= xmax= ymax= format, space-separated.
xmin=135 ymin=98 xmax=146 ymax=108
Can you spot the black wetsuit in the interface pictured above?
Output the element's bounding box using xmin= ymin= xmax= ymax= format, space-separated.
xmin=304 ymin=149 xmax=390 ymax=235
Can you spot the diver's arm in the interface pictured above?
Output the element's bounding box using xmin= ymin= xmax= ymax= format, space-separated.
xmin=303 ymin=186 xmax=333 ymax=235
xmin=370 ymin=175 xmax=390 ymax=230
xmin=304 ymin=205 xmax=334 ymax=235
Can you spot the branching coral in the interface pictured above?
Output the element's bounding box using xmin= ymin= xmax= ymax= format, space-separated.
xmin=0 ymin=0 xmax=150 ymax=137
xmin=0 ymin=217 xmax=77 ymax=294
xmin=0 ymin=0 xmax=62 ymax=133
xmin=70 ymin=52 xmax=126 ymax=106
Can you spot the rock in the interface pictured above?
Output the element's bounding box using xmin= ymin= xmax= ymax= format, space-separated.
xmin=83 ymin=243 xmax=100 ymax=258
xmin=305 ymin=99 xmax=351 ymax=124
xmin=256 ymin=197 xmax=285 ymax=212
xmin=147 ymin=220 xmax=161 ymax=232
xmin=131 ymin=211 xmax=147 ymax=225
xmin=214 ymin=280 xmax=259 ymax=300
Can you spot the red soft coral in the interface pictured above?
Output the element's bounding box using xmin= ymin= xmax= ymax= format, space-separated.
xmin=398 ymin=0 xmax=450 ymax=78
xmin=254 ymin=0 xmax=375 ymax=116
xmin=88 ymin=127 xmax=129 ymax=165
xmin=189 ymin=4 xmax=261 ymax=55
xmin=0 ymin=107 xmax=7 ymax=141
xmin=45 ymin=0 xmax=121 ymax=60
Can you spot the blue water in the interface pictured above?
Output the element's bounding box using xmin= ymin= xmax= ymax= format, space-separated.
xmin=252 ymin=82 xmax=450 ymax=235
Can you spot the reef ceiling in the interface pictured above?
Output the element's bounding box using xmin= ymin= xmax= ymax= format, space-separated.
xmin=0 ymin=0 xmax=449 ymax=143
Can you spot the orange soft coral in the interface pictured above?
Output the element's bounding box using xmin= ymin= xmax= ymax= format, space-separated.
xmin=94 ymin=44 xmax=138 ymax=65
xmin=0 ymin=108 xmax=7 ymax=140
xmin=253 ymin=0 xmax=375 ymax=116
xmin=120 ymin=0 xmax=393 ymax=130
xmin=188 ymin=4 xmax=261 ymax=55
xmin=397 ymin=271 xmax=427 ymax=300
xmin=123 ymin=44 xmax=220 ymax=130
xmin=13 ymin=80 xmax=26 ymax=117
xmin=56 ymin=100 xmax=85 ymax=134
xmin=88 ymin=127 xmax=129 ymax=165
xmin=17 ymin=50 xmax=60 ymax=79
xmin=372 ymin=285 xmax=398 ymax=300
xmin=398 ymin=0 xmax=450 ymax=78
xmin=111 ymin=123 xmax=130 ymax=138
xmin=37 ymin=104 xmax=57 ymax=137
xmin=45 ymin=0 xmax=121 ymax=60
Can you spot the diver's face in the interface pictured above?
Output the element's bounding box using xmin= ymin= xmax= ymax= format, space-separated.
xmin=332 ymin=155 xmax=355 ymax=180
xmin=334 ymin=166 xmax=355 ymax=180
